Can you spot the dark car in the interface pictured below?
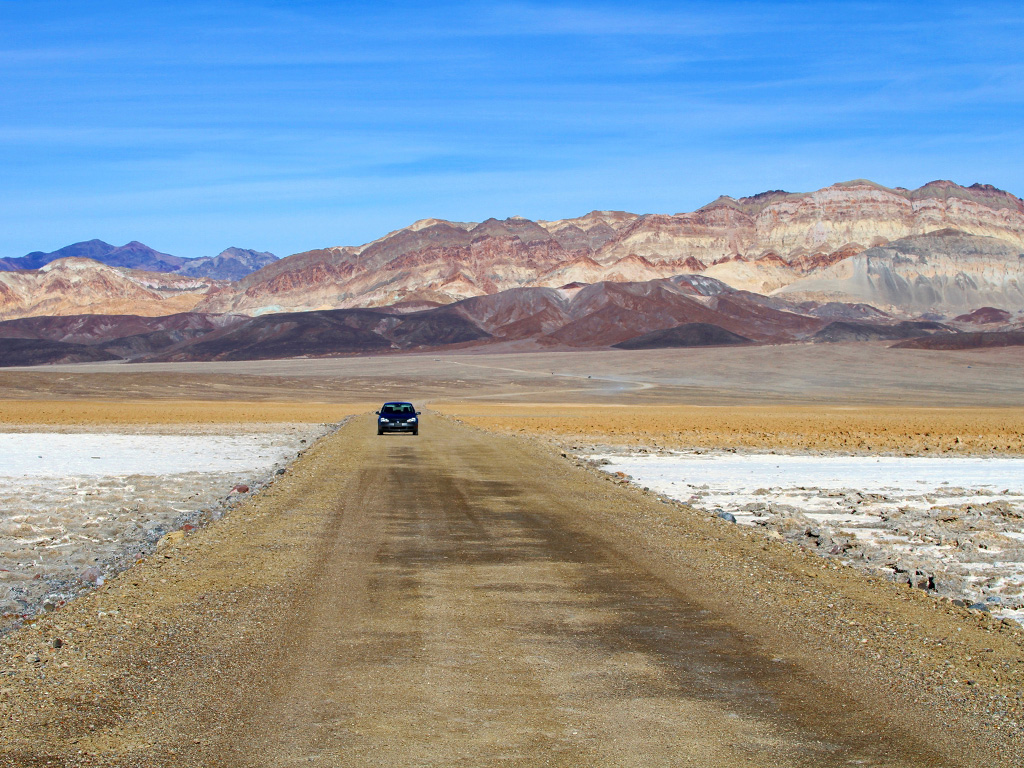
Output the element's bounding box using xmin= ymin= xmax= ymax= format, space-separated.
xmin=376 ymin=402 xmax=420 ymax=435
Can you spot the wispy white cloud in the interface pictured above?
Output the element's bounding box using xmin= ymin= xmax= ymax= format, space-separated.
xmin=0 ymin=0 xmax=1022 ymax=256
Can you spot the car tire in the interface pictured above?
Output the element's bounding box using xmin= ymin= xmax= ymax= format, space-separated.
xmin=377 ymin=428 xmax=383 ymax=435
xmin=412 ymin=428 xmax=419 ymax=436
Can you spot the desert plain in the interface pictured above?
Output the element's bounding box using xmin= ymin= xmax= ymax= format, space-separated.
xmin=1 ymin=342 xmax=1024 ymax=766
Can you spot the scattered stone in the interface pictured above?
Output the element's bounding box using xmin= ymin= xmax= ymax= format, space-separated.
xmin=79 ymin=566 xmax=103 ymax=585
xmin=232 ymin=484 xmax=250 ymax=494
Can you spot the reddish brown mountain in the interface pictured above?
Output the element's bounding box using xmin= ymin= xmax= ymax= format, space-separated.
xmin=0 ymin=275 xmax=836 ymax=365
xmin=953 ymin=307 xmax=1013 ymax=325
xmin=13 ymin=269 xmax=1016 ymax=366
xmin=0 ymin=312 xmax=246 ymax=365
xmin=893 ymin=331 xmax=1024 ymax=351
xmin=612 ymin=323 xmax=753 ymax=349
xmin=0 ymin=312 xmax=242 ymax=345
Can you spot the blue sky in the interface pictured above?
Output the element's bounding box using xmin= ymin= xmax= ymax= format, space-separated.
xmin=1 ymin=1 xmax=1023 ymax=259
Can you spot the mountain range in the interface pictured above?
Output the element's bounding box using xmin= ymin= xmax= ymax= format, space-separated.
xmin=0 ymin=273 xmax=1012 ymax=367
xmin=0 ymin=259 xmax=220 ymax=321
xmin=0 ymin=241 xmax=277 ymax=281
xmin=194 ymin=179 xmax=1024 ymax=317
xmin=1 ymin=178 xmax=1023 ymax=365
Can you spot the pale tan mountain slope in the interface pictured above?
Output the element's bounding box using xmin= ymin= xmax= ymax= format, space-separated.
xmin=777 ymin=230 xmax=1024 ymax=313
xmin=0 ymin=258 xmax=220 ymax=321
xmin=194 ymin=180 xmax=1024 ymax=316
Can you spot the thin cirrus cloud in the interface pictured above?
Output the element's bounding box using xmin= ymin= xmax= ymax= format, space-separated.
xmin=0 ymin=0 xmax=1022 ymax=258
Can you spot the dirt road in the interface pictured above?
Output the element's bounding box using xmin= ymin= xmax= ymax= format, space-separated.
xmin=3 ymin=415 xmax=1021 ymax=766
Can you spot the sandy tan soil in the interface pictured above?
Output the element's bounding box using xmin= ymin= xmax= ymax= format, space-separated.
xmin=4 ymin=397 xmax=1021 ymax=457
xmin=2 ymin=416 xmax=1023 ymax=766
xmin=435 ymin=403 xmax=1024 ymax=455
xmin=0 ymin=400 xmax=366 ymax=426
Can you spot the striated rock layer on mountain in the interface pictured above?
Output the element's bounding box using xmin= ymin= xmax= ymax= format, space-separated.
xmin=0 ymin=258 xmax=221 ymax=321
xmin=2 ymin=179 xmax=1021 ymax=325
xmin=194 ymin=180 xmax=1024 ymax=316
xmin=776 ymin=230 xmax=1024 ymax=313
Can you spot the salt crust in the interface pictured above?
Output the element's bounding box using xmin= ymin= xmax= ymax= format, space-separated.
xmin=589 ymin=450 xmax=1024 ymax=625
xmin=0 ymin=424 xmax=331 ymax=630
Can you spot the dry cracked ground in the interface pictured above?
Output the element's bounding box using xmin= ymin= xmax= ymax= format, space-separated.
xmin=2 ymin=414 xmax=1023 ymax=767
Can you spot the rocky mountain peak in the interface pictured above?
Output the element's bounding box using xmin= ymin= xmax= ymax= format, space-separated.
xmin=38 ymin=257 xmax=116 ymax=274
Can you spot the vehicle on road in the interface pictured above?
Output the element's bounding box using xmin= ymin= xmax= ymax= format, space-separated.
xmin=376 ymin=402 xmax=420 ymax=435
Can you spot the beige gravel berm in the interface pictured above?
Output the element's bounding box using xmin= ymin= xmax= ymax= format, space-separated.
xmin=2 ymin=413 xmax=1022 ymax=766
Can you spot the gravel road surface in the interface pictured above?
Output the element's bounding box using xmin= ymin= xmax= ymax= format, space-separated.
xmin=2 ymin=415 xmax=1022 ymax=766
